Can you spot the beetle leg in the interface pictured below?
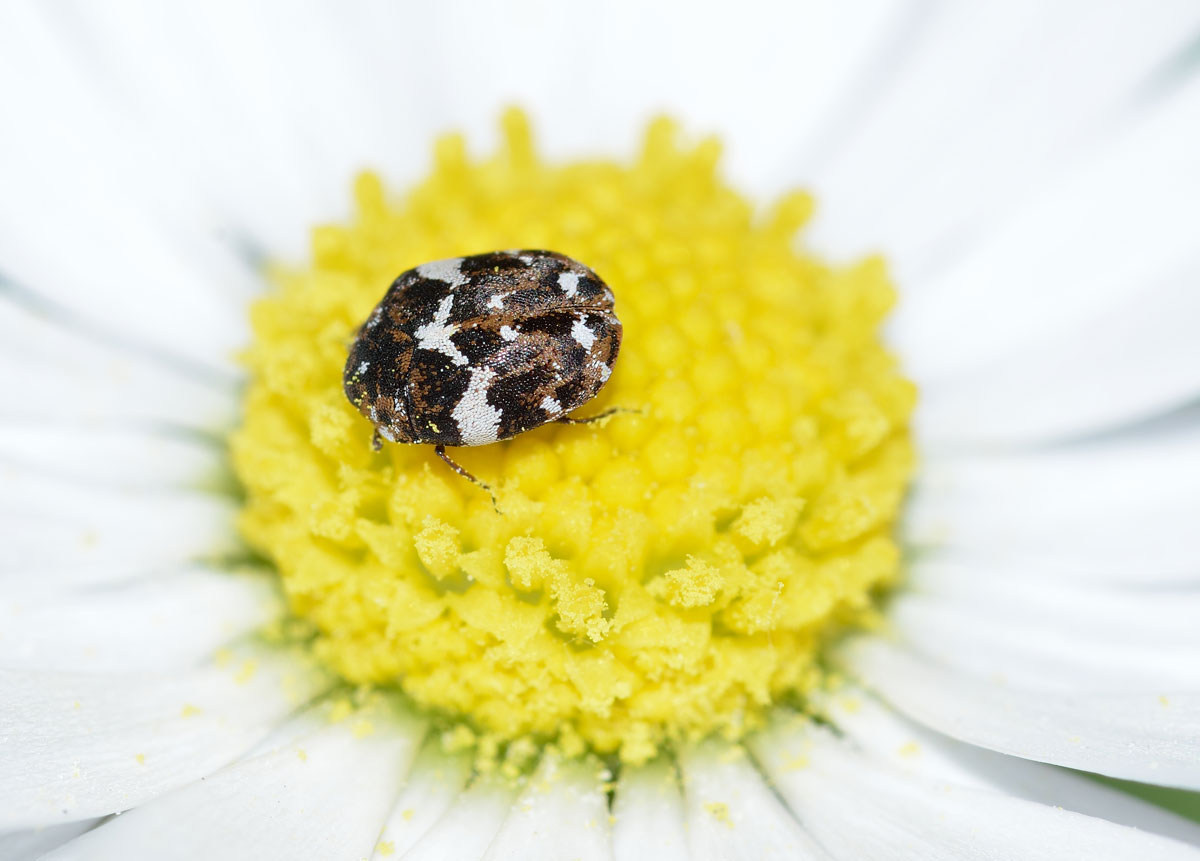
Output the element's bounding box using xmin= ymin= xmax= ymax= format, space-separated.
xmin=435 ymin=444 xmax=500 ymax=513
xmin=372 ymin=429 xmax=384 ymax=452
xmin=556 ymin=406 xmax=638 ymax=425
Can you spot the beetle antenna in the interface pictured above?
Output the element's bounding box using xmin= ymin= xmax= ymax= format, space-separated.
xmin=434 ymin=445 xmax=500 ymax=513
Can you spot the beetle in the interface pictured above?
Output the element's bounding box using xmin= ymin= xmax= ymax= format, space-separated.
xmin=344 ymin=249 xmax=622 ymax=501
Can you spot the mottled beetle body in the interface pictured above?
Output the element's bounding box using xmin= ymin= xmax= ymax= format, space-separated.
xmin=344 ymin=250 xmax=622 ymax=448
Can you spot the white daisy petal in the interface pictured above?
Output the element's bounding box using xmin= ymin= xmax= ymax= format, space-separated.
xmin=0 ymin=299 xmax=237 ymax=432
xmin=482 ymin=754 xmax=612 ymax=861
xmin=907 ymin=558 xmax=1200 ymax=612
xmin=841 ymin=637 xmax=1200 ymax=790
xmin=806 ymin=3 xmax=1200 ymax=271
xmin=0 ymin=567 xmax=282 ymax=672
xmin=885 ymin=585 xmax=1200 ymax=693
xmin=0 ymin=424 xmax=222 ymax=492
xmin=913 ymin=256 xmax=1200 ymax=446
xmin=894 ymin=68 xmax=1200 ymax=429
xmin=750 ymin=720 xmax=1200 ymax=861
xmin=373 ymin=740 xmax=472 ymax=858
xmin=612 ymin=758 xmax=689 ymax=861
xmin=42 ymin=705 xmax=426 ymax=861
xmin=0 ymin=470 xmax=239 ymax=586
xmin=0 ymin=1 xmax=266 ymax=312
xmin=54 ymin=1 xmax=372 ymax=262
xmin=43 ymin=0 xmax=906 ymax=247
xmin=906 ymin=434 xmax=1200 ymax=586
xmin=0 ymin=646 xmax=331 ymax=829
xmin=912 ymin=554 xmax=1200 ymax=595
xmin=293 ymin=0 xmax=898 ymax=194
xmin=772 ymin=0 xmax=933 ymax=182
xmin=401 ymin=776 xmax=519 ymax=861
xmin=817 ymin=687 xmax=1200 ymax=847
xmin=0 ymin=4 xmax=253 ymax=370
xmin=0 ymin=820 xmax=101 ymax=861
xmin=676 ymin=740 xmax=827 ymax=860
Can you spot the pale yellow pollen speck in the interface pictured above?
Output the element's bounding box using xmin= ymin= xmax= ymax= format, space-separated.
xmin=442 ymin=724 xmax=477 ymax=753
xmin=898 ymin=740 xmax=921 ymax=757
xmin=717 ymin=745 xmax=746 ymax=764
xmin=785 ymin=753 xmax=810 ymax=771
xmin=233 ymin=660 xmax=257 ymax=684
xmin=376 ymin=840 xmax=395 ymax=856
xmin=135 ymin=754 xmax=146 ymax=766
xmin=180 ymin=704 xmax=202 ymax=718
xmin=351 ymin=718 xmax=375 ymax=738
xmin=328 ymin=698 xmax=354 ymax=724
xmin=297 ymin=748 xmax=308 ymax=762
xmin=232 ymin=108 xmax=916 ymax=764
xmin=1160 ymin=695 xmax=1170 ymax=707
xmin=705 ymin=802 xmax=733 ymax=827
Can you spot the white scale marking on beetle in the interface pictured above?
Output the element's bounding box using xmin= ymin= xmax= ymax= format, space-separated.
xmin=414 ymin=294 xmax=469 ymax=366
xmin=487 ymin=294 xmax=505 ymax=310
xmin=539 ymin=395 xmax=563 ymax=415
xmin=571 ymin=315 xmax=596 ymax=350
xmin=591 ymin=360 xmax=612 ymax=383
xmin=557 ymin=271 xmax=580 ymax=298
xmin=415 ymin=257 xmax=469 ymax=288
xmin=499 ymin=325 xmax=519 ymax=342
xmin=452 ymin=366 xmax=502 ymax=445
xmin=356 ymin=361 xmax=370 ymax=375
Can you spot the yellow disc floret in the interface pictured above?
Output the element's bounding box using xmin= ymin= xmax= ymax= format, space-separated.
xmin=232 ymin=109 xmax=917 ymax=764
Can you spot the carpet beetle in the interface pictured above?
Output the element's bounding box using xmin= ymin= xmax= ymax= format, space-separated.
xmin=344 ymin=250 xmax=622 ymax=499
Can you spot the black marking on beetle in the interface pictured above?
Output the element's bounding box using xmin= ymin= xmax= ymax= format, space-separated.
xmin=344 ymin=250 xmax=622 ymax=498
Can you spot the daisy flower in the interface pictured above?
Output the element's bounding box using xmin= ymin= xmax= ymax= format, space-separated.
xmin=2 ymin=2 xmax=1200 ymax=859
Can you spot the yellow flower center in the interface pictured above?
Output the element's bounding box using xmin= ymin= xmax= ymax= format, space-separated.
xmin=231 ymin=109 xmax=917 ymax=765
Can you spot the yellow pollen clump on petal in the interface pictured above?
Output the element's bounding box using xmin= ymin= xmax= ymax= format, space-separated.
xmin=231 ymin=109 xmax=916 ymax=764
